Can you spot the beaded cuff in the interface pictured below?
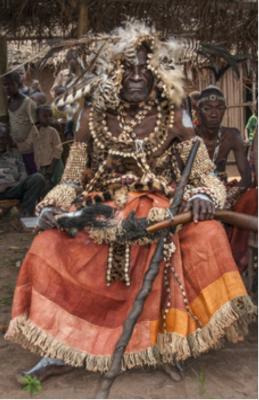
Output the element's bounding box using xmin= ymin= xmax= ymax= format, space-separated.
xmin=36 ymin=142 xmax=88 ymax=213
xmin=174 ymin=137 xmax=226 ymax=208
xmin=36 ymin=184 xmax=78 ymax=214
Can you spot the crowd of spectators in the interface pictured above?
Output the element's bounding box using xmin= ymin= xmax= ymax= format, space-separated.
xmin=0 ymin=63 xmax=72 ymax=217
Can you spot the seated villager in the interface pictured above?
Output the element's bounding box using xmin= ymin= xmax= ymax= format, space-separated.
xmin=33 ymin=105 xmax=64 ymax=193
xmin=5 ymin=22 xmax=256 ymax=384
xmin=195 ymin=85 xmax=252 ymax=204
xmin=195 ymin=86 xmax=256 ymax=272
xmin=0 ymin=122 xmax=45 ymax=217
xmin=3 ymin=72 xmax=38 ymax=175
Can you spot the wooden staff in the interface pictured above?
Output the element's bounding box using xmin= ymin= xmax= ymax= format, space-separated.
xmin=95 ymin=140 xmax=201 ymax=399
xmin=147 ymin=210 xmax=258 ymax=234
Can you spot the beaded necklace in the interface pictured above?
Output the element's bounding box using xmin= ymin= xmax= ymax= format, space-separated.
xmin=88 ymin=101 xmax=174 ymax=156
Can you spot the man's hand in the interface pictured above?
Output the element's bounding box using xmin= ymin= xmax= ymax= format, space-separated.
xmin=182 ymin=198 xmax=215 ymax=223
xmin=36 ymin=207 xmax=64 ymax=231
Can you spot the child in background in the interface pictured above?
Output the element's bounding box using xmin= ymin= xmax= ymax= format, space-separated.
xmin=33 ymin=105 xmax=64 ymax=192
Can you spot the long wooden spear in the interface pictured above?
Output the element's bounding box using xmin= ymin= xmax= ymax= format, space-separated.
xmin=95 ymin=139 xmax=201 ymax=399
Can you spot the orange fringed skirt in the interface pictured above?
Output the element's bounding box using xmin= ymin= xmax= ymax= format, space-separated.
xmin=5 ymin=192 xmax=256 ymax=372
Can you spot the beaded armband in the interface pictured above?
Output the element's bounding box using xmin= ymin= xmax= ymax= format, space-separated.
xmin=61 ymin=142 xmax=88 ymax=185
xmin=36 ymin=142 xmax=88 ymax=214
xmin=174 ymin=137 xmax=226 ymax=208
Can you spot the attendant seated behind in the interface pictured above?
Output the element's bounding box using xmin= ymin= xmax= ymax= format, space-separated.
xmin=33 ymin=105 xmax=64 ymax=193
xmin=3 ymin=72 xmax=37 ymax=175
xmin=0 ymin=123 xmax=45 ymax=216
xmin=196 ymin=86 xmax=256 ymax=273
xmin=195 ymin=85 xmax=251 ymax=208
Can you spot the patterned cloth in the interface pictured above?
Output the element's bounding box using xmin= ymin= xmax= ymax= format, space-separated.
xmin=5 ymin=192 xmax=256 ymax=371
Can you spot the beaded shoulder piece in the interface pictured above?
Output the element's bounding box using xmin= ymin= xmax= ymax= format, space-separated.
xmin=36 ymin=142 xmax=88 ymax=213
xmin=174 ymin=137 xmax=226 ymax=208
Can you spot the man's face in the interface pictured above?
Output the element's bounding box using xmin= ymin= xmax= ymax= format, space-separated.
xmin=38 ymin=109 xmax=51 ymax=127
xmin=199 ymin=99 xmax=226 ymax=129
xmin=17 ymin=68 xmax=26 ymax=85
xmin=120 ymin=46 xmax=154 ymax=104
xmin=3 ymin=78 xmax=20 ymax=97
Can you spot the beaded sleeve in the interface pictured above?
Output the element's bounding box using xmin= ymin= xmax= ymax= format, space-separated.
xmin=36 ymin=142 xmax=88 ymax=213
xmin=173 ymin=137 xmax=226 ymax=209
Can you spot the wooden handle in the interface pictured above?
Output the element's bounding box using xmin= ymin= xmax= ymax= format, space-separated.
xmin=147 ymin=210 xmax=258 ymax=233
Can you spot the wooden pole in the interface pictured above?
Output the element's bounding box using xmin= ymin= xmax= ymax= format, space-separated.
xmin=147 ymin=210 xmax=258 ymax=234
xmin=0 ymin=36 xmax=8 ymax=123
xmin=78 ymin=0 xmax=89 ymax=38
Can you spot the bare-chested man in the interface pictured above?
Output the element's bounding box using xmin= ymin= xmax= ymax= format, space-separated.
xmin=196 ymin=85 xmax=256 ymax=271
xmin=195 ymin=85 xmax=251 ymax=194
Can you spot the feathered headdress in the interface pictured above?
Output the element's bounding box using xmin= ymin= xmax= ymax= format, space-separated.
xmin=54 ymin=20 xmax=197 ymax=112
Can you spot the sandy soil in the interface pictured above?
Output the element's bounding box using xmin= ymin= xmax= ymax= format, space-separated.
xmin=0 ymin=327 xmax=257 ymax=399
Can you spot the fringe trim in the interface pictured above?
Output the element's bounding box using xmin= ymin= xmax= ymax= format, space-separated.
xmin=5 ymin=296 xmax=256 ymax=373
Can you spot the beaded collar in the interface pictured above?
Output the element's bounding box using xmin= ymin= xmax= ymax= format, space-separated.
xmin=88 ymin=100 xmax=174 ymax=157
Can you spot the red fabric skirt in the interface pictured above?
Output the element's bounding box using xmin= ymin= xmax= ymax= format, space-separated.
xmin=228 ymin=188 xmax=258 ymax=272
xmin=5 ymin=192 xmax=256 ymax=372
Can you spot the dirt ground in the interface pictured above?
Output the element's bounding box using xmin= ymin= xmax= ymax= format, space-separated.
xmin=0 ymin=210 xmax=258 ymax=399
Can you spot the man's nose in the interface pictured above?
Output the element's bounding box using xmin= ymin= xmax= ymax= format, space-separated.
xmin=132 ymin=65 xmax=141 ymax=81
xmin=210 ymin=109 xmax=219 ymax=117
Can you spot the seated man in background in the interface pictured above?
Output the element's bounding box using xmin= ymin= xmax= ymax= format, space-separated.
xmin=0 ymin=123 xmax=45 ymax=217
xmin=33 ymin=105 xmax=64 ymax=193
xmin=196 ymin=85 xmax=256 ymax=272
xmin=195 ymin=85 xmax=251 ymax=208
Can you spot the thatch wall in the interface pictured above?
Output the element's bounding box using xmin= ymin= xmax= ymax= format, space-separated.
xmin=0 ymin=1 xmax=257 ymax=57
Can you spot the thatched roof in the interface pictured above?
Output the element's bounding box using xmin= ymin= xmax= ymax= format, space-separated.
xmin=1 ymin=0 xmax=257 ymax=56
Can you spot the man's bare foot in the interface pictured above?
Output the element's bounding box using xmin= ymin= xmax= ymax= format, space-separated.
xmin=16 ymin=357 xmax=74 ymax=384
xmin=162 ymin=363 xmax=183 ymax=382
